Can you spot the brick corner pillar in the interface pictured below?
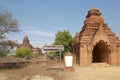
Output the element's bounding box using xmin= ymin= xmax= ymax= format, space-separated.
xmin=79 ymin=43 xmax=88 ymax=66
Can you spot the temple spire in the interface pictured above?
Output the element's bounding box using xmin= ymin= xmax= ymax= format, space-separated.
xmin=84 ymin=8 xmax=104 ymax=25
xmin=23 ymin=35 xmax=30 ymax=44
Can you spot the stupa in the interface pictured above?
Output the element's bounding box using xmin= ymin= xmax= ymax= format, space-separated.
xmin=73 ymin=8 xmax=120 ymax=66
xmin=18 ymin=35 xmax=42 ymax=54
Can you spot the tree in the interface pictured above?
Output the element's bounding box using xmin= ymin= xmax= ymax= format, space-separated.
xmin=1 ymin=40 xmax=19 ymax=48
xmin=0 ymin=10 xmax=19 ymax=40
xmin=54 ymin=30 xmax=73 ymax=53
xmin=0 ymin=9 xmax=19 ymax=56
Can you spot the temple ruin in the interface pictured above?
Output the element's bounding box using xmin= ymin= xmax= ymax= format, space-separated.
xmin=73 ymin=8 xmax=120 ymax=66
xmin=18 ymin=35 xmax=42 ymax=54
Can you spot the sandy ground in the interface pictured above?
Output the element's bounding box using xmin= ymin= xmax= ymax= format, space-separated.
xmin=0 ymin=57 xmax=120 ymax=80
xmin=65 ymin=65 xmax=120 ymax=80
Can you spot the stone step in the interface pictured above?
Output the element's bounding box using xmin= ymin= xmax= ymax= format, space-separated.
xmin=90 ymin=63 xmax=109 ymax=67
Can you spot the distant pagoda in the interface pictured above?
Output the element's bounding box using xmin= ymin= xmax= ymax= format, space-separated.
xmin=19 ymin=35 xmax=33 ymax=49
xmin=18 ymin=35 xmax=42 ymax=54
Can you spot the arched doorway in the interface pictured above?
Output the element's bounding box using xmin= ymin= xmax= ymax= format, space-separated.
xmin=92 ymin=40 xmax=109 ymax=63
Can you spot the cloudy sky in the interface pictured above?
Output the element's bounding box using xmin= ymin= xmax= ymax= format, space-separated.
xmin=0 ymin=0 xmax=120 ymax=48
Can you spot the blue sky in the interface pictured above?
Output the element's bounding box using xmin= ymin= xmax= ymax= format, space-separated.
xmin=0 ymin=0 xmax=120 ymax=48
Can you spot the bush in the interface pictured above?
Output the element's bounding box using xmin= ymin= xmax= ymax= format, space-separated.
xmin=15 ymin=47 xmax=31 ymax=58
xmin=46 ymin=51 xmax=59 ymax=60
xmin=0 ymin=48 xmax=8 ymax=57
xmin=30 ymin=51 xmax=39 ymax=58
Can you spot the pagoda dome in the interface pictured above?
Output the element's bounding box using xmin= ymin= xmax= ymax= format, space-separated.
xmin=84 ymin=8 xmax=104 ymax=25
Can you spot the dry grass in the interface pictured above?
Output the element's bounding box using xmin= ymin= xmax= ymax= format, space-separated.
xmin=0 ymin=56 xmax=65 ymax=80
xmin=1 ymin=57 xmax=120 ymax=80
xmin=0 ymin=63 xmax=65 ymax=80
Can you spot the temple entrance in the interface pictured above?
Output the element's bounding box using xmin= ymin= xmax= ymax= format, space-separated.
xmin=92 ymin=40 xmax=109 ymax=63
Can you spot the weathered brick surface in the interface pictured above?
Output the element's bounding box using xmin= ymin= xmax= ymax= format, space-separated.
xmin=73 ymin=8 xmax=120 ymax=66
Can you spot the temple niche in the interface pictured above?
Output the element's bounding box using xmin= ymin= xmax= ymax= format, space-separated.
xmin=73 ymin=8 xmax=120 ymax=66
xmin=18 ymin=35 xmax=42 ymax=54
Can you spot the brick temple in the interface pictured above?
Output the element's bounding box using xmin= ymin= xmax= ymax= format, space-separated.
xmin=73 ymin=8 xmax=120 ymax=66
xmin=18 ymin=35 xmax=42 ymax=54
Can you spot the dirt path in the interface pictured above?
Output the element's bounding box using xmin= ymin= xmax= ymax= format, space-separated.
xmin=65 ymin=65 xmax=120 ymax=80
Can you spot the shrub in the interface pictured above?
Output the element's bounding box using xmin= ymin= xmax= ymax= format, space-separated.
xmin=15 ymin=47 xmax=31 ymax=58
xmin=46 ymin=51 xmax=59 ymax=60
xmin=30 ymin=51 xmax=39 ymax=58
xmin=0 ymin=48 xmax=8 ymax=57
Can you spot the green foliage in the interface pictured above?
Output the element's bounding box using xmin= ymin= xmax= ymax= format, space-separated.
xmin=46 ymin=51 xmax=59 ymax=60
xmin=54 ymin=30 xmax=73 ymax=52
xmin=0 ymin=48 xmax=8 ymax=57
xmin=15 ymin=47 xmax=31 ymax=58
xmin=30 ymin=51 xmax=39 ymax=58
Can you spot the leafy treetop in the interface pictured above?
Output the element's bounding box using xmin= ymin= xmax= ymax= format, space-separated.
xmin=54 ymin=30 xmax=73 ymax=53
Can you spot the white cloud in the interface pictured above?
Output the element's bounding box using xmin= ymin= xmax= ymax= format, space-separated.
xmin=27 ymin=30 xmax=55 ymax=37
xmin=22 ymin=25 xmax=56 ymax=37
xmin=50 ymin=25 xmax=64 ymax=30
